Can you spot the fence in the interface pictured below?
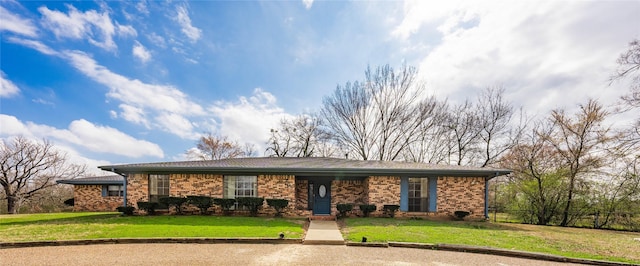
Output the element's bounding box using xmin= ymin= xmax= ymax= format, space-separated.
xmin=488 ymin=209 xmax=640 ymax=232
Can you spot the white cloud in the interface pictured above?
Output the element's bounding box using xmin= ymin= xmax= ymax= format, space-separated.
xmin=147 ymin=32 xmax=166 ymax=48
xmin=0 ymin=71 xmax=20 ymax=98
xmin=63 ymin=50 xmax=204 ymax=122
xmin=208 ymin=88 xmax=293 ymax=153
xmin=6 ymin=37 xmax=58 ymax=55
xmin=38 ymin=4 xmax=135 ymax=51
xmin=118 ymin=104 xmax=149 ymax=127
xmin=393 ymin=1 xmax=638 ymax=114
xmin=117 ymin=23 xmax=137 ymax=37
xmin=0 ymin=6 xmax=38 ymax=37
xmin=174 ymin=5 xmax=201 ymax=43
xmin=0 ymin=114 xmax=164 ymax=158
xmin=155 ymin=112 xmax=197 ymax=139
xmin=132 ymin=40 xmax=151 ymax=63
xmin=302 ymin=0 xmax=314 ymax=10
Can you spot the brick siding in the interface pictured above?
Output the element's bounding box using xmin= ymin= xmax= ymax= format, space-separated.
xmin=257 ymin=175 xmax=296 ymax=216
xmin=365 ymin=176 xmax=401 ymax=216
xmin=436 ymin=176 xmax=486 ymax=218
xmin=331 ymin=180 xmax=366 ymax=215
xmin=77 ymin=172 xmax=487 ymax=218
xmin=73 ymin=185 xmax=122 ymax=212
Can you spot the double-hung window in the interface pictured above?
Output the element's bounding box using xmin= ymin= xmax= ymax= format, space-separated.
xmin=408 ymin=178 xmax=429 ymax=212
xmin=224 ymin=176 xmax=257 ymax=209
xmin=149 ymin=174 xmax=170 ymax=202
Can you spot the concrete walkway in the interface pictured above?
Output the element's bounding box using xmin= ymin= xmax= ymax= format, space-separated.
xmin=303 ymin=220 xmax=345 ymax=245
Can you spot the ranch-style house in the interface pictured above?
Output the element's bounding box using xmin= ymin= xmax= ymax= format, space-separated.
xmin=58 ymin=157 xmax=510 ymax=219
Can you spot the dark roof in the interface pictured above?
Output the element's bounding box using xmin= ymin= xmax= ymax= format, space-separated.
xmin=99 ymin=157 xmax=510 ymax=178
xmin=57 ymin=175 xmax=124 ymax=185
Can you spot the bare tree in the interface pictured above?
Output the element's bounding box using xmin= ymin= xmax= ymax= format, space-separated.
xmin=446 ymin=100 xmax=482 ymax=165
xmin=403 ymin=100 xmax=451 ymax=163
xmin=321 ymin=64 xmax=438 ymax=161
xmin=320 ymin=80 xmax=375 ymax=160
xmin=611 ymin=39 xmax=640 ymax=108
xmin=543 ymin=99 xmax=611 ymax=226
xmin=501 ymin=123 xmax=568 ymax=225
xmin=476 ymin=87 xmax=524 ymax=167
xmin=266 ymin=115 xmax=330 ymax=157
xmin=0 ymin=136 xmax=85 ymax=214
xmin=186 ymin=133 xmax=246 ymax=160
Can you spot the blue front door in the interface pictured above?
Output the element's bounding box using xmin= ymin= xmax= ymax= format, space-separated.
xmin=313 ymin=179 xmax=331 ymax=215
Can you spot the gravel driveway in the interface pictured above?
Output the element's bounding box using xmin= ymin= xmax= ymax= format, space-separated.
xmin=0 ymin=243 xmax=581 ymax=266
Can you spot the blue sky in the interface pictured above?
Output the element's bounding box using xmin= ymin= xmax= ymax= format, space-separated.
xmin=1 ymin=0 xmax=638 ymax=174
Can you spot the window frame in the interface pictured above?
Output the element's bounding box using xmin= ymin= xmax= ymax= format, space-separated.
xmin=102 ymin=185 xmax=124 ymax=197
xmin=408 ymin=177 xmax=429 ymax=212
xmin=148 ymin=174 xmax=170 ymax=203
xmin=223 ymin=175 xmax=258 ymax=210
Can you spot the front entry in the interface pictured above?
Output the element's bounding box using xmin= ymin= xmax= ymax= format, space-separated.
xmin=312 ymin=179 xmax=331 ymax=215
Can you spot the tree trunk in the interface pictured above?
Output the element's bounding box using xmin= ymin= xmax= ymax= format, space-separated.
xmin=7 ymin=195 xmax=17 ymax=214
xmin=560 ymin=175 xmax=575 ymax=226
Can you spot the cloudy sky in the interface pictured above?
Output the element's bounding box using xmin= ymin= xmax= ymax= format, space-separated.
xmin=1 ymin=0 xmax=638 ymax=174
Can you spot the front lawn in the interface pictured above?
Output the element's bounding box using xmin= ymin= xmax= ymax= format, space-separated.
xmin=342 ymin=218 xmax=640 ymax=264
xmin=0 ymin=212 xmax=305 ymax=242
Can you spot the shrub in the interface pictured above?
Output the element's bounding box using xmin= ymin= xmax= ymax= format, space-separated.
xmin=383 ymin=204 xmax=400 ymax=218
xmin=359 ymin=204 xmax=376 ymax=217
xmin=187 ymin=196 xmax=214 ymax=215
xmin=63 ymin=198 xmax=74 ymax=206
xmin=454 ymin=210 xmax=470 ymax=220
xmin=237 ymin=197 xmax=264 ymax=216
xmin=213 ymin=198 xmax=236 ymax=215
xmin=336 ymin=203 xmax=353 ymax=218
xmin=137 ymin=201 xmax=159 ymax=215
xmin=266 ymin=199 xmax=289 ymax=217
xmin=116 ymin=206 xmax=135 ymax=215
xmin=159 ymin=196 xmax=189 ymax=215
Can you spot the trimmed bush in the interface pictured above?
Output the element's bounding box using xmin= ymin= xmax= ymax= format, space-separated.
xmin=213 ymin=198 xmax=236 ymax=216
xmin=237 ymin=197 xmax=264 ymax=216
xmin=187 ymin=196 xmax=213 ymax=215
xmin=383 ymin=204 xmax=400 ymax=218
xmin=159 ymin=196 xmax=189 ymax=215
xmin=137 ymin=201 xmax=159 ymax=215
xmin=454 ymin=210 xmax=470 ymax=220
xmin=266 ymin=199 xmax=289 ymax=217
xmin=336 ymin=203 xmax=353 ymax=218
xmin=116 ymin=206 xmax=135 ymax=215
xmin=63 ymin=198 xmax=74 ymax=206
xmin=359 ymin=204 xmax=377 ymax=217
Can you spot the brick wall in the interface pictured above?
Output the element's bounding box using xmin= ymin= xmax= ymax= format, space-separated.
xmin=257 ymin=175 xmax=296 ymax=216
xmin=73 ymin=185 xmax=122 ymax=212
xmin=366 ymin=176 xmax=401 ymax=216
xmin=331 ymin=180 xmax=366 ymax=215
xmin=126 ymin=173 xmax=149 ymax=208
xmin=170 ymin=174 xmax=223 ymax=197
xmin=436 ymin=176 xmax=485 ymax=218
xmin=295 ymin=179 xmax=308 ymax=210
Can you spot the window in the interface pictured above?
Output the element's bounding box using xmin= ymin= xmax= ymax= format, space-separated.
xmin=408 ymin=178 xmax=429 ymax=212
xmin=224 ymin=176 xmax=257 ymax=198
xmin=224 ymin=176 xmax=257 ymax=209
xmin=102 ymin=185 xmax=123 ymax=197
xmin=149 ymin=174 xmax=169 ymax=202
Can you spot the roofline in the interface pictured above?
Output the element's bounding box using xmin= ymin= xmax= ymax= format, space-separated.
xmin=57 ymin=180 xmax=124 ymax=185
xmin=98 ymin=166 xmax=511 ymax=178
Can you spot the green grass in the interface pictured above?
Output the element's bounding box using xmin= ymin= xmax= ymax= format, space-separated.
xmin=342 ymin=218 xmax=640 ymax=264
xmin=0 ymin=212 xmax=304 ymax=241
